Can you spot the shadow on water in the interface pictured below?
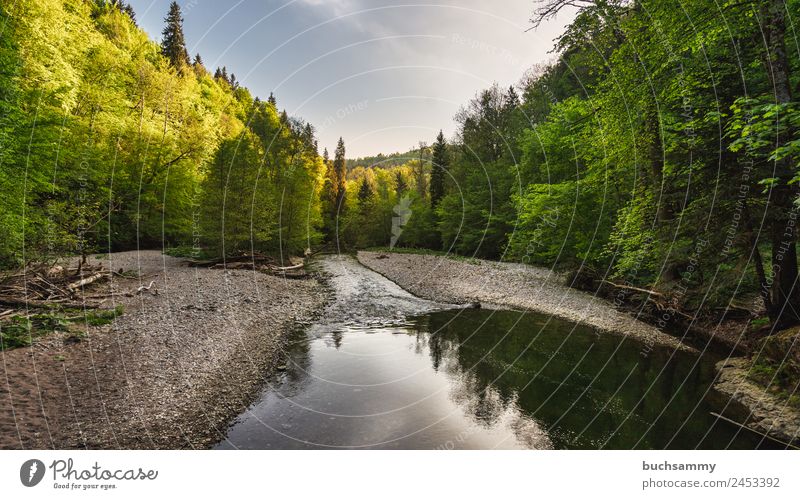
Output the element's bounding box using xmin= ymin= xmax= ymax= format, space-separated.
xmin=216 ymin=308 xmax=776 ymax=449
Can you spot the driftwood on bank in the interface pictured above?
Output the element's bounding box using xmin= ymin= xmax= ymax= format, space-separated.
xmin=567 ymin=266 xmax=757 ymax=353
xmin=67 ymin=272 xmax=108 ymax=291
xmin=184 ymin=252 xmax=310 ymax=279
xmin=0 ymin=262 xmax=115 ymax=312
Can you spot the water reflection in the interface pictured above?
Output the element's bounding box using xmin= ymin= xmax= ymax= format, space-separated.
xmin=216 ymin=309 xmax=772 ymax=449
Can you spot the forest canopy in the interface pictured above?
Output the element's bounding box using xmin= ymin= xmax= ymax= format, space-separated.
xmin=2 ymin=0 xmax=800 ymax=327
xmin=327 ymin=0 xmax=800 ymax=327
xmin=0 ymin=0 xmax=325 ymax=266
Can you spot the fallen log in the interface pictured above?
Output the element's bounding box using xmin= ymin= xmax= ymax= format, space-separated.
xmin=81 ymin=292 xmax=135 ymax=299
xmin=136 ymin=281 xmax=158 ymax=295
xmin=185 ymin=252 xmax=277 ymax=268
xmin=67 ymin=272 xmax=108 ymax=291
xmin=0 ymin=297 xmax=103 ymax=309
xmin=600 ymin=280 xmax=665 ymax=298
xmin=268 ymin=271 xmax=309 ymax=280
xmin=710 ymin=412 xmax=799 ymax=449
xmin=270 ymin=263 xmax=304 ymax=272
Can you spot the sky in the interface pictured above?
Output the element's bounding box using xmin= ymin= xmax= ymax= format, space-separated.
xmin=127 ymin=0 xmax=576 ymax=158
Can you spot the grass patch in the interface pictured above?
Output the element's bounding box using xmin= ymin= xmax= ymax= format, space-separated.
xmin=81 ymin=305 xmax=125 ymax=326
xmin=164 ymin=246 xmax=212 ymax=259
xmin=748 ymin=356 xmax=800 ymax=408
xmin=749 ymin=316 xmax=771 ymax=332
xmin=0 ymin=317 xmax=35 ymax=349
xmin=0 ymin=305 xmax=124 ymax=350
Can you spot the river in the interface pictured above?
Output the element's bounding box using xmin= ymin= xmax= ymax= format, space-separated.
xmin=215 ymin=255 xmax=772 ymax=449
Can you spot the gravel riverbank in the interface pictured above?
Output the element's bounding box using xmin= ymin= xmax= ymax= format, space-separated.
xmin=712 ymin=358 xmax=800 ymax=447
xmin=357 ymin=251 xmax=691 ymax=352
xmin=0 ymin=250 xmax=326 ymax=449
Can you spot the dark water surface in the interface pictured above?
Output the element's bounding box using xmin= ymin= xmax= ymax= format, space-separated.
xmin=216 ymin=308 xmax=771 ymax=449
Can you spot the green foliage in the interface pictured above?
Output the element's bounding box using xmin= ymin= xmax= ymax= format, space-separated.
xmin=0 ymin=317 xmax=34 ymax=349
xmin=82 ymin=305 xmax=124 ymax=326
xmin=0 ymin=304 xmax=125 ymax=350
xmin=332 ymin=0 xmax=800 ymax=319
xmin=0 ymin=0 xmax=326 ymax=267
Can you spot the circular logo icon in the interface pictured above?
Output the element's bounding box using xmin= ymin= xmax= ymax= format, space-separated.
xmin=20 ymin=459 xmax=45 ymax=487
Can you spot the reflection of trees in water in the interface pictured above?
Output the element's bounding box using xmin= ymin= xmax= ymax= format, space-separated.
xmin=412 ymin=311 xmax=553 ymax=448
xmin=414 ymin=309 xmax=764 ymax=449
xmin=271 ymin=329 xmax=314 ymax=399
xmin=329 ymin=330 xmax=343 ymax=349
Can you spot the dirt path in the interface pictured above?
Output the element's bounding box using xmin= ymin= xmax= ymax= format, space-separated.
xmin=0 ymin=250 xmax=326 ymax=449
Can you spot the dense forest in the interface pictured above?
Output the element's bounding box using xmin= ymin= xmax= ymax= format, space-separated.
xmin=1 ymin=0 xmax=800 ymax=329
xmin=335 ymin=0 xmax=800 ymax=330
xmin=0 ymin=0 xmax=326 ymax=267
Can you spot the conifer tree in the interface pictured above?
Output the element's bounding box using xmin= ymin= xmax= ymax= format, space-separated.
xmin=333 ymin=137 xmax=347 ymax=210
xmin=358 ymin=178 xmax=374 ymax=202
xmin=395 ymin=170 xmax=407 ymax=197
xmin=161 ymin=2 xmax=190 ymax=68
xmin=429 ymin=130 xmax=448 ymax=207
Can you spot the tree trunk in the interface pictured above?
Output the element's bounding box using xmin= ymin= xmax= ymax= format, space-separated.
xmin=743 ymin=199 xmax=773 ymax=314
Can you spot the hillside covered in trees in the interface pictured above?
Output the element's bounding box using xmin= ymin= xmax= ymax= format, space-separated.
xmin=1 ymin=0 xmax=800 ymax=453
xmin=0 ymin=0 xmax=328 ymax=267
xmin=333 ymin=0 xmax=800 ymax=333
xmin=2 ymin=0 xmax=800 ymax=330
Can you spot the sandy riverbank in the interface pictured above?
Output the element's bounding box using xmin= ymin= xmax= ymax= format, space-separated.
xmin=357 ymin=251 xmax=691 ymax=352
xmin=0 ymin=250 xmax=326 ymax=449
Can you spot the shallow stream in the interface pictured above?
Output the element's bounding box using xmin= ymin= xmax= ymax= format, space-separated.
xmin=216 ymin=256 xmax=771 ymax=449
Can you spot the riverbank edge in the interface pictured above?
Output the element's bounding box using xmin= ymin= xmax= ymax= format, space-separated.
xmin=0 ymin=250 xmax=332 ymax=450
xmin=712 ymin=358 xmax=800 ymax=447
xmin=123 ymin=259 xmax=334 ymax=450
xmin=356 ymin=251 xmax=692 ymax=352
xmin=357 ymin=250 xmax=800 ymax=446
xmin=193 ymin=279 xmax=333 ymax=450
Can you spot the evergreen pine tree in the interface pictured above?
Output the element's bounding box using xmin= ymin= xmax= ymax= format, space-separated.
xmin=430 ymin=130 xmax=448 ymax=207
xmin=116 ymin=1 xmax=137 ymax=24
xmin=333 ymin=137 xmax=347 ymax=210
xmin=358 ymin=178 xmax=374 ymax=202
xmin=395 ymin=170 xmax=407 ymax=197
xmin=161 ymin=2 xmax=190 ymax=68
xmin=122 ymin=4 xmax=136 ymax=24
